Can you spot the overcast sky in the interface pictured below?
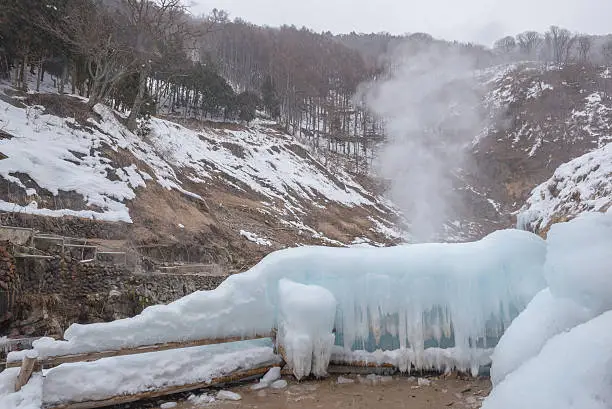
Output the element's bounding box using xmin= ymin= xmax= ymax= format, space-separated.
xmin=189 ymin=0 xmax=611 ymax=46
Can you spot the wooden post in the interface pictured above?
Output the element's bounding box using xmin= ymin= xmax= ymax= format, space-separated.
xmin=15 ymin=350 xmax=39 ymax=392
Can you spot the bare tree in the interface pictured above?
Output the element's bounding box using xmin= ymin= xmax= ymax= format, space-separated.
xmin=545 ymin=26 xmax=576 ymax=64
xmin=576 ymin=35 xmax=592 ymax=63
xmin=494 ymin=36 xmax=516 ymax=54
xmin=602 ymin=41 xmax=612 ymax=65
xmin=33 ymin=0 xmax=133 ymax=107
xmin=123 ymin=0 xmax=188 ymax=130
xmin=516 ymin=31 xmax=543 ymax=58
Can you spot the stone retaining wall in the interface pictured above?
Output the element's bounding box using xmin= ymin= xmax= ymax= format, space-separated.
xmin=5 ymin=250 xmax=227 ymax=338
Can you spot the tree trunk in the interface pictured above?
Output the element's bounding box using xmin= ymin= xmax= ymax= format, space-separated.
xmin=20 ymin=52 xmax=29 ymax=91
xmin=127 ymin=66 xmax=150 ymax=131
xmin=36 ymin=60 xmax=42 ymax=92
xmin=87 ymin=81 xmax=100 ymax=108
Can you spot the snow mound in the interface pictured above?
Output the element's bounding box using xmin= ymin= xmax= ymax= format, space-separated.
xmin=490 ymin=288 xmax=592 ymax=385
xmin=0 ymin=368 xmax=42 ymax=409
xmin=487 ymin=211 xmax=612 ymax=408
xmin=518 ymin=143 xmax=612 ymax=233
xmin=483 ymin=310 xmax=612 ymax=409
xmin=545 ymin=210 xmax=612 ymax=314
xmin=10 ymin=229 xmax=546 ymax=376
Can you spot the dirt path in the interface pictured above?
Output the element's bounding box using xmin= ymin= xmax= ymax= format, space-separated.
xmin=162 ymin=375 xmax=491 ymax=409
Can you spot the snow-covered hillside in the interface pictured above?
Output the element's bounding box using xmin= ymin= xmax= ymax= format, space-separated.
xmin=479 ymin=63 xmax=611 ymax=153
xmin=0 ymin=86 xmax=405 ymax=266
xmin=518 ymin=142 xmax=612 ymax=234
xmin=460 ymin=63 xmax=612 ymax=238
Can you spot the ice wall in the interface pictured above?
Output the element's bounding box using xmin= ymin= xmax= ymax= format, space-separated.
xmin=10 ymin=229 xmax=547 ymax=375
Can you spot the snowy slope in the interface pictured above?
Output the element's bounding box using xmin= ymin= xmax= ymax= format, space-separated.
xmin=478 ymin=63 xmax=611 ymax=152
xmin=518 ymin=142 xmax=612 ymax=234
xmin=459 ymin=63 xmax=612 ymax=238
xmin=0 ymin=86 xmax=404 ymax=249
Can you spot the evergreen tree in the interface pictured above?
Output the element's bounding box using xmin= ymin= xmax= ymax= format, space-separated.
xmin=236 ymin=91 xmax=260 ymax=124
xmin=261 ymin=75 xmax=280 ymax=119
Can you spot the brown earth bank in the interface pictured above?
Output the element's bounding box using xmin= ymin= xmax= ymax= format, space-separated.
xmin=142 ymin=375 xmax=491 ymax=409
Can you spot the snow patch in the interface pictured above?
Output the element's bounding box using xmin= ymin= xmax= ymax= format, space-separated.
xmin=239 ymin=230 xmax=272 ymax=246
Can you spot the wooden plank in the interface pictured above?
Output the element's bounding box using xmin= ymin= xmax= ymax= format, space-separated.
xmin=15 ymin=353 xmax=38 ymax=391
xmin=7 ymin=333 xmax=275 ymax=369
xmin=44 ymin=365 xmax=278 ymax=409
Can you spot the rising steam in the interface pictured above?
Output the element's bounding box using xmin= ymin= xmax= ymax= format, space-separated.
xmin=360 ymin=41 xmax=487 ymax=242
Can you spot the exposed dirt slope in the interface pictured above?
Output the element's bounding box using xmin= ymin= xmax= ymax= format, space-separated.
xmin=0 ymin=86 xmax=404 ymax=271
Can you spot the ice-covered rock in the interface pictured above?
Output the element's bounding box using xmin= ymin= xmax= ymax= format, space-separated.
xmin=12 ymin=229 xmax=546 ymax=379
xmin=216 ymin=390 xmax=241 ymax=401
xmin=160 ymin=402 xmax=177 ymax=409
xmin=251 ymin=366 xmax=281 ymax=390
xmin=270 ymin=379 xmax=288 ymax=389
xmin=261 ymin=366 xmax=281 ymax=384
xmin=187 ymin=393 xmax=215 ymax=405
xmin=337 ymin=376 xmax=355 ymax=384
xmin=417 ymin=378 xmax=431 ymax=386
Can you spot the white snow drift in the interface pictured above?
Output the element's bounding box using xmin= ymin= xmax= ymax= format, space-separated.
xmin=42 ymin=341 xmax=279 ymax=406
xmin=485 ymin=210 xmax=612 ymax=409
